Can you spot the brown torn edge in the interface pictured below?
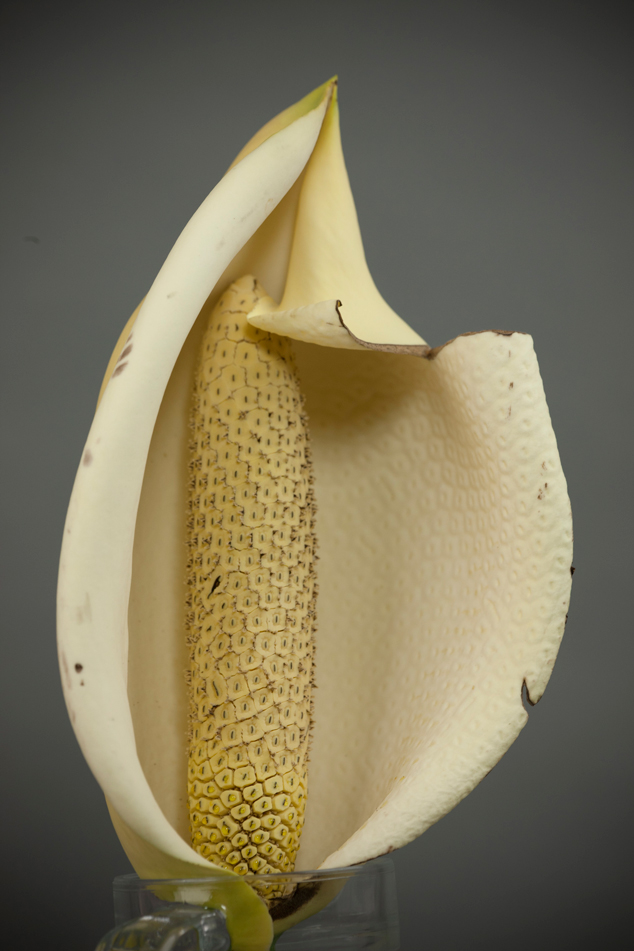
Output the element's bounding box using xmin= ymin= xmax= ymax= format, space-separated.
xmin=334 ymin=301 xmax=528 ymax=359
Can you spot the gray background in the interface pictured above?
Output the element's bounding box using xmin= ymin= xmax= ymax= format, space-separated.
xmin=1 ymin=1 xmax=632 ymax=948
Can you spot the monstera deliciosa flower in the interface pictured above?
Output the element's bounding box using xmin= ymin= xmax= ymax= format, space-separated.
xmin=58 ymin=79 xmax=572 ymax=951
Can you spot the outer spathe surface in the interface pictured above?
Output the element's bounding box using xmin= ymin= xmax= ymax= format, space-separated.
xmin=57 ymin=83 xmax=335 ymax=951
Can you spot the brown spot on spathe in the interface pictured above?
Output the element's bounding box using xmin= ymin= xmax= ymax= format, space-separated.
xmin=522 ymin=679 xmax=535 ymax=709
xmin=110 ymin=336 xmax=133 ymax=382
xmin=335 ymin=302 xmax=431 ymax=356
xmin=75 ymin=663 xmax=83 ymax=673
xmin=76 ymin=593 xmax=92 ymax=624
xmin=375 ymin=843 xmax=397 ymax=859
xmin=83 ymin=448 xmax=93 ymax=466
xmin=426 ymin=329 xmax=528 ymax=360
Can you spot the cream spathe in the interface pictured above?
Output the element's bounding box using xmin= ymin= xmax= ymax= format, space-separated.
xmin=58 ymin=80 xmax=572 ymax=947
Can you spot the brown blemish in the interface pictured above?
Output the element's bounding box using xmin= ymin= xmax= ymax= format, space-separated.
xmin=537 ymin=489 xmax=544 ymax=500
xmin=269 ymin=881 xmax=320 ymax=920
xmin=82 ymin=448 xmax=93 ymax=466
xmin=119 ymin=344 xmax=133 ymax=360
xmin=112 ymin=362 xmax=128 ymax=377
xmin=75 ymin=663 xmax=83 ymax=673
xmin=507 ymin=406 xmax=512 ymax=417
xmin=509 ymin=381 xmax=514 ymax=389
xmin=76 ymin=593 xmax=92 ymax=624
xmin=426 ymin=329 xmax=528 ymax=360
xmin=167 ymin=292 xmax=176 ymax=299
xmin=571 ymin=566 xmax=576 ymax=576
xmin=335 ymin=302 xmax=431 ymax=356
xmin=522 ymin=679 xmax=535 ymax=709
xmin=375 ymin=843 xmax=397 ymax=859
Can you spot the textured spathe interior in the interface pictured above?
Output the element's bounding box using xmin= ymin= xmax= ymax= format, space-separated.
xmin=127 ymin=314 xmax=572 ymax=872
xmin=291 ymin=330 xmax=571 ymax=868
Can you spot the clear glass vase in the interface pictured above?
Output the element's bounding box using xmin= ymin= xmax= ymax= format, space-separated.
xmin=95 ymin=857 xmax=399 ymax=950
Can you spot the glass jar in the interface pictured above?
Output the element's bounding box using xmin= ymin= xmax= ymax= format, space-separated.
xmin=96 ymin=857 xmax=399 ymax=950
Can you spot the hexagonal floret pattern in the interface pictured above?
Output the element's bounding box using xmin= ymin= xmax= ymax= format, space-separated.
xmin=186 ymin=277 xmax=316 ymax=877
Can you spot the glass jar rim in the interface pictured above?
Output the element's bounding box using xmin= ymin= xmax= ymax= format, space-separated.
xmin=113 ymin=855 xmax=392 ymax=890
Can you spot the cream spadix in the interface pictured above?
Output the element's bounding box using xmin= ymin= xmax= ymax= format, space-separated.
xmin=58 ymin=79 xmax=572 ymax=946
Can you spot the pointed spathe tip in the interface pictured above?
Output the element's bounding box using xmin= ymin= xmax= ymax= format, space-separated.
xmin=229 ymin=77 xmax=337 ymax=171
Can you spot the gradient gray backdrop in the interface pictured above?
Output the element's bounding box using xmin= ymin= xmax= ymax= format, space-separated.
xmin=1 ymin=1 xmax=632 ymax=948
